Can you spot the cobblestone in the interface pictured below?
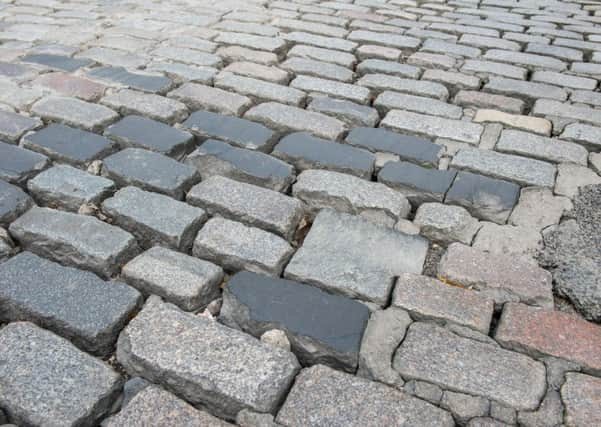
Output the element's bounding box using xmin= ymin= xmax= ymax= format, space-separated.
xmin=1 ymin=0 xmax=600 ymax=423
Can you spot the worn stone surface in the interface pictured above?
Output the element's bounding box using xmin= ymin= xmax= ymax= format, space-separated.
xmin=101 ymin=89 xmax=188 ymax=123
xmin=185 ymin=139 xmax=294 ymax=192
xmin=168 ymin=82 xmax=251 ymax=116
xmin=182 ymin=110 xmax=276 ymax=152
xmin=472 ymin=222 xmax=543 ymax=259
xmin=293 ymin=169 xmax=410 ymax=226
xmin=561 ymin=373 xmax=601 ymax=427
xmin=116 ymin=296 xmax=300 ymax=419
xmin=27 ymin=164 xmax=114 ymax=212
xmin=438 ymin=243 xmax=553 ymax=308
xmin=0 ymin=179 xmax=33 ymax=227
xmin=378 ymin=161 xmax=457 ymax=206
xmin=393 ymin=273 xmax=493 ymax=334
xmin=393 ymin=322 xmax=547 ymax=410
xmin=276 ymin=364 xmax=454 ymax=427
xmin=32 ymin=95 xmax=119 ymax=131
xmin=496 ymin=303 xmax=601 ymax=376
xmin=440 ymin=391 xmax=490 ymax=427
xmin=102 ymin=148 xmax=199 ymax=200
xmin=102 ymin=186 xmax=207 ymax=251
xmin=0 ymin=110 xmax=41 ymax=142
xmin=0 ymin=141 xmax=49 ymax=186
xmin=187 ymin=176 xmax=303 ymax=240
xmin=554 ymin=163 xmax=601 ymax=199
xmin=122 ymin=246 xmax=223 ymax=311
xmin=22 ymin=123 xmax=115 ymax=167
xmin=357 ymin=307 xmax=411 ymax=387
xmin=445 ymin=171 xmax=519 ymax=225
xmin=273 ymin=132 xmax=375 ymax=179
xmin=540 ymin=185 xmax=601 ymax=321
xmin=9 ymin=206 xmax=138 ymax=278
xmin=105 ymin=385 xmax=231 ymax=427
xmin=285 ymin=209 xmax=428 ymax=305
xmin=0 ymin=252 xmax=141 ymax=355
xmin=308 ymin=96 xmax=379 ymax=128
xmin=414 ymin=203 xmax=481 ymax=245
xmin=104 ymin=115 xmax=194 ymax=159
xmin=0 ymin=322 xmax=121 ymax=427
xmin=451 ymin=148 xmax=557 ymax=188
xmin=346 ymin=127 xmax=443 ymax=167
xmin=220 ymin=270 xmax=369 ymax=372
xmin=509 ymin=187 xmax=572 ymax=231
xmin=193 ymin=217 xmax=294 ymax=277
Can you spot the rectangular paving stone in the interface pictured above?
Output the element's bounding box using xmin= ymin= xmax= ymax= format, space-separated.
xmin=187 ymin=176 xmax=303 ymax=240
xmin=0 ymin=141 xmax=49 ymax=186
xmin=217 ymin=45 xmax=278 ymax=66
xmin=393 ymin=322 xmax=546 ymax=411
xmin=182 ymin=110 xmax=276 ymax=152
xmin=0 ymin=322 xmax=121 ymax=427
xmin=358 ymin=73 xmax=449 ymax=100
xmin=117 ymin=296 xmax=300 ymax=419
xmin=531 ymin=70 xmax=597 ymax=91
xmin=473 ymin=109 xmax=552 ymax=136
xmin=496 ymin=129 xmax=588 ymax=165
xmin=168 ymin=82 xmax=252 ymax=116
xmin=104 ymin=115 xmax=194 ymax=159
xmin=146 ymin=62 xmax=217 ymax=85
xmin=561 ymin=373 xmax=601 ymax=427
xmin=276 ymin=364 xmax=454 ymax=426
xmin=378 ymin=161 xmax=457 ymax=206
xmin=284 ymin=209 xmax=428 ymax=305
xmin=532 ymin=99 xmax=601 ymax=127
xmin=290 ymin=75 xmax=370 ymax=104
xmin=381 ymin=110 xmax=483 ymax=145
xmin=224 ymin=61 xmax=291 ymax=84
xmin=102 ymin=186 xmax=206 ymax=251
xmin=88 ymin=66 xmax=173 ymax=94
xmin=525 ymin=43 xmax=582 ymax=62
xmin=150 ymin=46 xmax=221 ymax=68
xmin=276 ymin=18 xmax=348 ymax=38
xmin=27 ymin=164 xmax=114 ymax=212
xmin=484 ymin=77 xmax=567 ymax=101
xmin=9 ymin=206 xmax=138 ymax=278
xmin=21 ymin=53 xmax=92 ymax=71
xmin=0 ymin=180 xmax=33 ymax=227
xmin=454 ymin=90 xmax=525 ymax=115
xmin=348 ymin=30 xmax=420 ymax=50
xmin=571 ymin=90 xmax=601 ymax=108
xmin=287 ymin=44 xmax=356 ymax=67
xmin=422 ymin=69 xmax=481 ymax=90
xmin=101 ymin=89 xmax=188 ymax=123
xmin=273 ymin=132 xmax=375 ymax=179
xmin=102 ymin=148 xmax=199 ymax=200
xmin=438 ymin=243 xmax=553 ymax=308
xmin=31 ymin=95 xmax=119 ymax=131
xmin=215 ymin=72 xmax=306 ymax=106
xmin=0 ymin=110 xmax=42 ymax=142
xmin=483 ymin=49 xmax=567 ymax=71
xmin=215 ymin=31 xmax=287 ymax=54
xmin=451 ymin=148 xmax=557 ymax=188
xmin=104 ymin=385 xmax=230 ymax=427
xmin=282 ymin=31 xmax=357 ymax=52
xmin=22 ymin=123 xmax=115 ymax=167
xmin=374 ymin=91 xmax=462 ymax=119
xmin=0 ymin=251 xmax=141 ymax=356
xmin=77 ymin=47 xmax=148 ymax=69
xmin=461 ymin=59 xmax=528 ymax=80
xmin=445 ymin=171 xmax=520 ymax=224
xmin=393 ymin=273 xmax=494 ymax=334
xmin=307 ymin=96 xmax=379 ymax=128
xmin=185 ymin=139 xmax=294 ymax=192
xmin=560 ymin=123 xmax=601 ymax=152
xmin=221 ymin=270 xmax=369 ymax=372
xmin=292 ymin=169 xmax=410 ymax=226
xmin=245 ymin=102 xmax=347 ymax=141
xmin=122 ymin=246 xmax=223 ymax=311
xmin=495 ymin=303 xmax=601 ymax=376
xmin=193 ymin=217 xmax=294 ymax=276
xmin=346 ymin=127 xmax=443 ymax=167
xmin=356 ymin=59 xmax=420 ymax=79
xmin=280 ymin=57 xmax=353 ymax=82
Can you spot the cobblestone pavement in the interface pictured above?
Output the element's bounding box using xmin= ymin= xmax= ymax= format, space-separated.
xmin=1 ymin=0 xmax=601 ymax=425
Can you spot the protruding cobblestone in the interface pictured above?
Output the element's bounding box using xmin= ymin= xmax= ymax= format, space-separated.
xmin=117 ymin=296 xmax=300 ymax=419
xmin=0 ymin=180 xmax=33 ymax=227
